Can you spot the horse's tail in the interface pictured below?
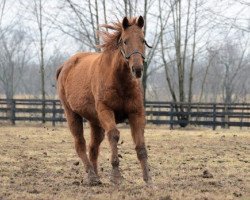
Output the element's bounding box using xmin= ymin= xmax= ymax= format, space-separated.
xmin=56 ymin=65 xmax=63 ymax=80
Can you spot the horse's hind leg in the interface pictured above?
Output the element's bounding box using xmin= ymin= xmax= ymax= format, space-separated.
xmin=89 ymin=123 xmax=105 ymax=175
xmin=64 ymin=106 xmax=101 ymax=185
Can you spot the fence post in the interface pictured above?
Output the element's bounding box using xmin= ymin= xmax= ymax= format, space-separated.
xmin=240 ymin=105 xmax=244 ymax=129
xmin=225 ymin=104 xmax=229 ymax=129
xmin=52 ymin=101 xmax=56 ymax=126
xmin=170 ymin=102 xmax=174 ymax=130
xmin=42 ymin=99 xmax=45 ymax=124
xmin=213 ymin=104 xmax=216 ymax=130
xmin=157 ymin=106 xmax=160 ymax=123
xmin=11 ymin=99 xmax=16 ymax=125
xmin=150 ymin=105 xmax=153 ymax=123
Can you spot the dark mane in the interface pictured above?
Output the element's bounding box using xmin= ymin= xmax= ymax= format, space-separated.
xmin=98 ymin=17 xmax=137 ymax=52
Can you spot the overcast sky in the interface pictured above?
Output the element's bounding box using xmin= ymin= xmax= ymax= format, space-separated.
xmin=1 ymin=0 xmax=249 ymax=58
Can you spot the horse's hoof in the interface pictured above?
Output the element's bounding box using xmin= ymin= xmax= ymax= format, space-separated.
xmin=144 ymin=176 xmax=152 ymax=185
xmin=88 ymin=174 xmax=102 ymax=186
xmin=88 ymin=169 xmax=102 ymax=186
xmin=89 ymin=178 xmax=102 ymax=186
xmin=110 ymin=169 xmax=123 ymax=185
xmin=146 ymin=181 xmax=154 ymax=188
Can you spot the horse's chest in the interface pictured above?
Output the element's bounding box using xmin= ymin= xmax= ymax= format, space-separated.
xmin=97 ymin=92 xmax=143 ymax=124
xmin=102 ymin=87 xmax=142 ymax=114
xmin=113 ymin=99 xmax=140 ymax=123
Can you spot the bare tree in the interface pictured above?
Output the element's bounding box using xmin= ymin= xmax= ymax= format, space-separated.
xmin=32 ymin=0 xmax=46 ymax=122
xmin=159 ymin=0 xmax=176 ymax=101
xmin=219 ymin=40 xmax=249 ymax=103
xmin=0 ymin=27 xmax=32 ymax=124
xmin=50 ymin=0 xmax=101 ymax=51
xmin=0 ymin=30 xmax=30 ymax=99
xmin=198 ymin=48 xmax=216 ymax=103
xmin=19 ymin=0 xmax=55 ymax=122
xmin=187 ymin=0 xmax=198 ymax=103
xmin=45 ymin=49 xmax=67 ymax=96
xmin=141 ymin=0 xmax=162 ymax=101
xmin=0 ymin=0 xmax=6 ymax=27
xmin=169 ymin=0 xmax=200 ymax=104
xmin=0 ymin=0 xmax=31 ymax=100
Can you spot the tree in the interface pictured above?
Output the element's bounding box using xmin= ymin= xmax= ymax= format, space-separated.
xmin=141 ymin=0 xmax=162 ymax=102
xmin=32 ymin=0 xmax=46 ymax=122
xmin=219 ymin=39 xmax=249 ymax=103
xmin=50 ymin=0 xmax=102 ymax=51
xmin=0 ymin=29 xmax=31 ymax=100
xmin=0 ymin=0 xmax=32 ymax=100
xmin=19 ymin=0 xmax=56 ymax=122
xmin=0 ymin=0 xmax=6 ymax=27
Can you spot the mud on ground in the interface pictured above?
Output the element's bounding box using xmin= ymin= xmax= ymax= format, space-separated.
xmin=0 ymin=126 xmax=249 ymax=200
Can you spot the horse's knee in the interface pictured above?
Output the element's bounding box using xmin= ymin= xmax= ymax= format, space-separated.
xmin=74 ymin=139 xmax=86 ymax=155
xmin=135 ymin=146 xmax=148 ymax=160
xmin=107 ymin=128 xmax=120 ymax=143
xmin=89 ymin=145 xmax=99 ymax=160
xmin=107 ymin=128 xmax=120 ymax=167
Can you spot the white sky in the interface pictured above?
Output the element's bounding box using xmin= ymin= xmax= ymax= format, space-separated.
xmin=1 ymin=0 xmax=249 ymax=59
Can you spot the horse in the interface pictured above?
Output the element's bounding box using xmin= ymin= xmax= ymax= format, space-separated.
xmin=56 ymin=16 xmax=152 ymax=186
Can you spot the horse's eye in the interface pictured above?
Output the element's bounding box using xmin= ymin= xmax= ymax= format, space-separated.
xmin=123 ymin=40 xmax=127 ymax=45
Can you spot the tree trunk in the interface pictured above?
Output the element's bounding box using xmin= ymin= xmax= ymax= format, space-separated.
xmin=142 ymin=0 xmax=148 ymax=102
xmin=38 ymin=0 xmax=46 ymax=123
xmin=94 ymin=0 xmax=100 ymax=50
xmin=188 ymin=0 xmax=198 ymax=104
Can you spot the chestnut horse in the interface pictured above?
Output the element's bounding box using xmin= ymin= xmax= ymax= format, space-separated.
xmin=56 ymin=16 xmax=152 ymax=185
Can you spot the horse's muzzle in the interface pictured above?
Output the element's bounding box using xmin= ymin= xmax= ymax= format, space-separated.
xmin=132 ymin=66 xmax=143 ymax=78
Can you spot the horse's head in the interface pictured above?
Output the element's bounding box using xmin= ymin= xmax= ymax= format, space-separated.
xmin=119 ymin=16 xmax=150 ymax=79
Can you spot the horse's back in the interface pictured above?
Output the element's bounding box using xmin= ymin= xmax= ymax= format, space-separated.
xmin=57 ymin=52 xmax=101 ymax=122
xmin=58 ymin=52 xmax=100 ymax=88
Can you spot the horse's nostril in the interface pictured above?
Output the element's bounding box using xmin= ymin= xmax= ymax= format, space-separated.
xmin=132 ymin=66 xmax=142 ymax=78
xmin=132 ymin=66 xmax=142 ymax=72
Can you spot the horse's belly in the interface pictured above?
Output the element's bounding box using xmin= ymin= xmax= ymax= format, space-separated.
xmin=114 ymin=111 xmax=128 ymax=123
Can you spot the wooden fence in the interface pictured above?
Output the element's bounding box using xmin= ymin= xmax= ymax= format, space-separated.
xmin=0 ymin=99 xmax=250 ymax=130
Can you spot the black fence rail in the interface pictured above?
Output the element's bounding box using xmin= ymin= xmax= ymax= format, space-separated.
xmin=0 ymin=99 xmax=66 ymax=126
xmin=0 ymin=99 xmax=250 ymax=130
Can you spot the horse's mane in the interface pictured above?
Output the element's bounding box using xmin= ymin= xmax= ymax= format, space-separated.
xmin=98 ymin=17 xmax=137 ymax=52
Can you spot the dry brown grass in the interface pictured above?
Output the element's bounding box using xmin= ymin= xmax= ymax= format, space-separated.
xmin=0 ymin=125 xmax=249 ymax=200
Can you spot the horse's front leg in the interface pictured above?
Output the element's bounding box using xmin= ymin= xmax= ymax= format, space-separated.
xmin=97 ymin=103 xmax=122 ymax=184
xmin=128 ymin=113 xmax=152 ymax=184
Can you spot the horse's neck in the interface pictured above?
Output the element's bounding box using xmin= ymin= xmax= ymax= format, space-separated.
xmin=100 ymin=51 xmax=141 ymax=98
xmin=112 ymin=53 xmax=135 ymax=85
xmin=103 ymin=51 xmax=134 ymax=85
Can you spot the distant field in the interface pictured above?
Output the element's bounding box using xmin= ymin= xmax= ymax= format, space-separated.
xmin=0 ymin=126 xmax=249 ymax=200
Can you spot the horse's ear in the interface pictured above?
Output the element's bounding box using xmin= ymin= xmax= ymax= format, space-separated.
xmin=137 ymin=16 xmax=144 ymax=29
xmin=122 ymin=17 xmax=129 ymax=30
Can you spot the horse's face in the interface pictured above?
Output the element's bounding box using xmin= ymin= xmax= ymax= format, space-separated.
xmin=120 ymin=16 xmax=145 ymax=79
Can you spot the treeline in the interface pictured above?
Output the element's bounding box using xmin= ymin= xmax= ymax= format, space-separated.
xmin=0 ymin=0 xmax=249 ymax=103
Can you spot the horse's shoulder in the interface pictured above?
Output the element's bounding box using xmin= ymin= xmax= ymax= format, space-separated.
xmin=70 ymin=52 xmax=90 ymax=62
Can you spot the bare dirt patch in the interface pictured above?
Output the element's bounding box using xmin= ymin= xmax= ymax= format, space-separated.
xmin=0 ymin=126 xmax=249 ymax=200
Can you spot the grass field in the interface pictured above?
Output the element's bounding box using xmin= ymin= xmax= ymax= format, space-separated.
xmin=0 ymin=125 xmax=249 ymax=200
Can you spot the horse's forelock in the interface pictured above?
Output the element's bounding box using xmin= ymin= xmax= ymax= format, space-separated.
xmin=98 ymin=17 xmax=138 ymax=52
